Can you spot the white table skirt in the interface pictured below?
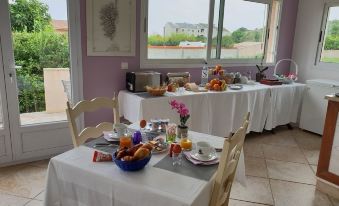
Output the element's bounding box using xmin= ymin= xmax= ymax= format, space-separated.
xmin=44 ymin=131 xmax=237 ymax=206
xmin=119 ymin=83 xmax=305 ymax=137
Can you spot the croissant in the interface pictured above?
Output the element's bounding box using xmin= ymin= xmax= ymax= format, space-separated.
xmin=141 ymin=143 xmax=153 ymax=151
xmin=123 ymin=155 xmax=134 ymax=161
xmin=127 ymin=144 xmax=143 ymax=156
xmin=133 ymin=148 xmax=150 ymax=160
xmin=116 ymin=150 xmax=128 ymax=160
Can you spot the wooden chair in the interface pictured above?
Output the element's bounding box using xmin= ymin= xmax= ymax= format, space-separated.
xmin=66 ymin=97 xmax=120 ymax=147
xmin=209 ymin=112 xmax=250 ymax=206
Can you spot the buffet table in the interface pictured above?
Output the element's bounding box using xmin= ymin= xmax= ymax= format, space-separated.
xmin=119 ymin=83 xmax=306 ymax=137
xmin=44 ymin=130 xmax=236 ymax=206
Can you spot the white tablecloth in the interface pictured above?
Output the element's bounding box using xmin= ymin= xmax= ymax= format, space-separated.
xmin=264 ymin=84 xmax=305 ymax=130
xmin=119 ymin=83 xmax=306 ymax=137
xmin=44 ymin=131 xmax=236 ymax=206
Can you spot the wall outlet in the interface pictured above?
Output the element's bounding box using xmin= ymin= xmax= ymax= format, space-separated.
xmin=121 ymin=62 xmax=128 ymax=70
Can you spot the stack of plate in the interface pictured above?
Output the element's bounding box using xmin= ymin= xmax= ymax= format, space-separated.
xmin=184 ymin=150 xmax=219 ymax=165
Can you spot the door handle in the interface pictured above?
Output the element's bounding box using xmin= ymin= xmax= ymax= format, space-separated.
xmin=8 ymin=65 xmax=21 ymax=83
xmin=8 ymin=72 xmax=14 ymax=83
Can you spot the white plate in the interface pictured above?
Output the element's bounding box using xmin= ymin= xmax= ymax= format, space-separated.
xmin=229 ymin=85 xmax=243 ymax=90
xmin=103 ymin=131 xmax=119 ymax=141
xmin=150 ymin=136 xmax=169 ymax=154
xmin=190 ymin=152 xmax=218 ymax=162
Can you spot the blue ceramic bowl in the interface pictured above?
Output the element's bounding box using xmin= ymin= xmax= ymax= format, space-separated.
xmin=113 ymin=154 xmax=152 ymax=171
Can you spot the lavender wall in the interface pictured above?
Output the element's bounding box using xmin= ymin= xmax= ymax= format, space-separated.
xmin=80 ymin=0 xmax=299 ymax=126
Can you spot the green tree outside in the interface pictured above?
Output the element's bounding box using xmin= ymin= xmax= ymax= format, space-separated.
xmin=10 ymin=0 xmax=70 ymax=113
xmin=10 ymin=0 xmax=51 ymax=33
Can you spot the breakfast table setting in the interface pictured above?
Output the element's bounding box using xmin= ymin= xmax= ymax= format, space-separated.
xmin=44 ymin=127 xmax=241 ymax=206
xmin=44 ymin=100 xmax=246 ymax=206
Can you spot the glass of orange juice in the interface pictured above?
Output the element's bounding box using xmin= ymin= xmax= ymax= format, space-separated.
xmin=120 ymin=136 xmax=132 ymax=149
xmin=180 ymin=137 xmax=192 ymax=151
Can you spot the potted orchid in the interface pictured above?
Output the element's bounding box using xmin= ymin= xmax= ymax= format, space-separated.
xmin=169 ymin=100 xmax=190 ymax=138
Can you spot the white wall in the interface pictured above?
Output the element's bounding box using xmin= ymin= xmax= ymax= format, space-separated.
xmin=292 ymin=0 xmax=339 ymax=83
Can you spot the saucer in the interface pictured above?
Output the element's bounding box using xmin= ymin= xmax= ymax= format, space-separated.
xmin=103 ymin=131 xmax=119 ymax=141
xmin=229 ymin=85 xmax=243 ymax=90
xmin=190 ymin=151 xmax=218 ymax=162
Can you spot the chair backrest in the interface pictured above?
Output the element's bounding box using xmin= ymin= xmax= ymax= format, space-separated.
xmin=209 ymin=112 xmax=250 ymax=206
xmin=62 ymin=80 xmax=72 ymax=104
xmin=66 ymin=97 xmax=120 ymax=147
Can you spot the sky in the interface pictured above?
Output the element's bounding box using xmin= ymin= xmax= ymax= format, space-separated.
xmin=149 ymin=0 xmax=268 ymax=34
xmin=329 ymin=7 xmax=339 ymax=20
xmin=38 ymin=0 xmax=339 ymax=34
xmin=40 ymin=0 xmax=267 ymax=34
xmin=40 ymin=0 xmax=68 ymax=20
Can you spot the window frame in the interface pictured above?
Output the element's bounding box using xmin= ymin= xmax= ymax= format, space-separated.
xmin=140 ymin=0 xmax=282 ymax=69
xmin=315 ymin=2 xmax=339 ymax=69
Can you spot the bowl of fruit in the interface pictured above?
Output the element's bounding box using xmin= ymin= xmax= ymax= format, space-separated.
xmin=113 ymin=143 xmax=153 ymax=171
xmin=205 ymin=78 xmax=227 ymax=91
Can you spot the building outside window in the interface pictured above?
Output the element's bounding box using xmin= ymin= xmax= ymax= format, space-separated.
xmin=141 ymin=0 xmax=281 ymax=68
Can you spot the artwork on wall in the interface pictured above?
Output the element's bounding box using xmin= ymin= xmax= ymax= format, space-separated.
xmin=86 ymin=0 xmax=136 ymax=56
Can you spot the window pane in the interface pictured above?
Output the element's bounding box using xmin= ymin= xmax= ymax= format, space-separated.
xmin=212 ymin=0 xmax=268 ymax=60
xmin=321 ymin=7 xmax=339 ymax=63
xmin=9 ymin=0 xmax=71 ymax=125
xmin=147 ymin=0 xmax=209 ymax=59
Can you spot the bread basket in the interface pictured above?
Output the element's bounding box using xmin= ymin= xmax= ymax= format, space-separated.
xmin=113 ymin=154 xmax=152 ymax=171
xmin=146 ymin=86 xmax=167 ymax=96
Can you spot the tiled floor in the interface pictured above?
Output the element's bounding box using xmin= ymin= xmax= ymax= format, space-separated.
xmin=0 ymin=160 xmax=49 ymax=206
xmin=231 ymin=127 xmax=339 ymax=206
xmin=0 ymin=127 xmax=338 ymax=206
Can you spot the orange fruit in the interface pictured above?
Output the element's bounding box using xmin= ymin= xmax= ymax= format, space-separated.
xmin=140 ymin=119 xmax=147 ymax=128
xmin=211 ymin=78 xmax=219 ymax=87
xmin=213 ymin=84 xmax=221 ymax=91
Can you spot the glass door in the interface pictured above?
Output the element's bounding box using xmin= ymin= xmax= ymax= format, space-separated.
xmin=0 ymin=0 xmax=76 ymax=162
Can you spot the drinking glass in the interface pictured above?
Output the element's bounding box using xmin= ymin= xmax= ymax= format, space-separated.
xmin=180 ymin=137 xmax=192 ymax=151
xmin=166 ymin=124 xmax=177 ymax=143
xmin=120 ymin=136 xmax=132 ymax=149
xmin=172 ymin=152 xmax=182 ymax=166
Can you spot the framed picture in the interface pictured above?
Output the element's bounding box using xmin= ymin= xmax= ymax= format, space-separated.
xmin=86 ymin=0 xmax=136 ymax=56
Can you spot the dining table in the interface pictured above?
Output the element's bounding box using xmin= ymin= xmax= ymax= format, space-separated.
xmin=119 ymin=83 xmax=306 ymax=137
xmin=44 ymin=123 xmax=245 ymax=206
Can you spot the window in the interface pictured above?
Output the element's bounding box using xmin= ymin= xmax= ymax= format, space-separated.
xmin=317 ymin=4 xmax=339 ymax=64
xmin=141 ymin=0 xmax=281 ymax=68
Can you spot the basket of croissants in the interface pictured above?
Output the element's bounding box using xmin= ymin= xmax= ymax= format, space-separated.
xmin=113 ymin=143 xmax=153 ymax=171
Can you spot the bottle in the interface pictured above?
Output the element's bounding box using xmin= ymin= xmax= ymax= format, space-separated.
xmin=201 ymin=61 xmax=209 ymax=86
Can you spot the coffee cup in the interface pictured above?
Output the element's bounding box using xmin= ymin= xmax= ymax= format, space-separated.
xmin=196 ymin=141 xmax=213 ymax=157
xmin=113 ymin=123 xmax=127 ymax=138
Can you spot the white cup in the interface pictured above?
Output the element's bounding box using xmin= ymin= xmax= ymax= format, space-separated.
xmin=196 ymin=141 xmax=213 ymax=157
xmin=113 ymin=123 xmax=127 ymax=138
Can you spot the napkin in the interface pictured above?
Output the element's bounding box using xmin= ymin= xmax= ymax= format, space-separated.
xmin=183 ymin=151 xmax=219 ymax=165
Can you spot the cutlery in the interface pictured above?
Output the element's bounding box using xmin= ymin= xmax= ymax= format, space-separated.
xmin=94 ymin=142 xmax=119 ymax=147
xmin=215 ymin=148 xmax=222 ymax=152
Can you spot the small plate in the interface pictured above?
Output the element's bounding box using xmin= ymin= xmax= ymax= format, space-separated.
xmin=229 ymin=85 xmax=243 ymax=90
xmin=103 ymin=131 xmax=119 ymax=141
xmin=190 ymin=151 xmax=218 ymax=162
xmin=149 ymin=136 xmax=169 ymax=154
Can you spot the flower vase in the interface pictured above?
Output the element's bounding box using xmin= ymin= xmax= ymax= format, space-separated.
xmin=177 ymin=125 xmax=188 ymax=139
